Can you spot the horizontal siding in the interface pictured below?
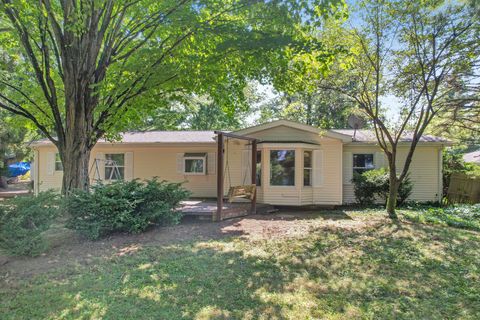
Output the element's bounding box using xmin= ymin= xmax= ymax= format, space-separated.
xmin=312 ymin=142 xmax=343 ymax=205
xmin=37 ymin=147 xmax=63 ymax=192
xmin=343 ymin=145 xmax=442 ymax=204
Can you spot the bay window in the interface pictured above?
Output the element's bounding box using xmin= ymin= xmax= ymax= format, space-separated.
xmin=270 ymin=150 xmax=295 ymax=186
xmin=304 ymin=150 xmax=312 ymax=186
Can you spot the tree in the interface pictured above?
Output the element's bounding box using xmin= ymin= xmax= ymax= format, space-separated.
xmin=256 ymin=89 xmax=354 ymax=128
xmin=0 ymin=111 xmax=30 ymax=188
xmin=134 ymin=83 xmax=263 ymax=131
xmin=318 ymin=0 xmax=479 ymax=218
xmin=0 ymin=0 xmax=345 ymax=194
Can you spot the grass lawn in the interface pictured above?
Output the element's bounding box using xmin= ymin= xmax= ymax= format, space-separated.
xmin=1 ymin=209 xmax=480 ymax=319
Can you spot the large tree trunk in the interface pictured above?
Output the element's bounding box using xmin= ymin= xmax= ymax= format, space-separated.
xmin=386 ymin=169 xmax=399 ymax=220
xmin=59 ymin=143 xmax=91 ymax=195
xmin=59 ymin=80 xmax=96 ymax=194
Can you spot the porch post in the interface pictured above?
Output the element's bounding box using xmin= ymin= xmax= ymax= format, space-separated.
xmin=215 ymin=133 xmax=224 ymax=221
xmin=250 ymin=140 xmax=257 ymax=214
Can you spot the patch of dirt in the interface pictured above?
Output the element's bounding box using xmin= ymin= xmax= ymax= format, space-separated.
xmin=0 ymin=211 xmax=387 ymax=280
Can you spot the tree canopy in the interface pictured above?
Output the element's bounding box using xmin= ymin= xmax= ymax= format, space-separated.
xmin=0 ymin=0 xmax=346 ymax=192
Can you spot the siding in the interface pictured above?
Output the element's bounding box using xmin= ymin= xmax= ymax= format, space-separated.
xmin=35 ymin=141 xmax=250 ymax=198
xmin=249 ymin=126 xmax=343 ymax=206
xmin=342 ymin=145 xmax=442 ymax=203
xmin=34 ymin=125 xmax=443 ymax=206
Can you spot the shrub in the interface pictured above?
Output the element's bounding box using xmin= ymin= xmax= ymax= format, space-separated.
xmin=65 ymin=178 xmax=191 ymax=240
xmin=403 ymin=204 xmax=480 ymax=231
xmin=352 ymin=168 xmax=413 ymax=206
xmin=0 ymin=192 xmax=60 ymax=256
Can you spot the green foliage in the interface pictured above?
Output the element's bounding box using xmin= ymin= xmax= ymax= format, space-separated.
xmin=65 ymin=179 xmax=191 ymax=240
xmin=257 ymin=90 xmax=355 ymax=129
xmin=2 ymin=209 xmax=480 ymax=319
xmin=0 ymin=192 xmax=60 ymax=256
xmin=0 ymin=111 xmax=32 ymax=177
xmin=403 ymin=204 xmax=480 ymax=231
xmin=352 ymin=168 xmax=413 ymax=206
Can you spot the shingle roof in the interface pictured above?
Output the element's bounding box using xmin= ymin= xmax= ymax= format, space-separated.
xmin=31 ymin=131 xmax=217 ymax=146
xmin=116 ymin=131 xmax=216 ymax=143
xmin=330 ymin=129 xmax=450 ymax=143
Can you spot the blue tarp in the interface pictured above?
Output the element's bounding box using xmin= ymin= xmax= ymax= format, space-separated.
xmin=7 ymin=162 xmax=30 ymax=177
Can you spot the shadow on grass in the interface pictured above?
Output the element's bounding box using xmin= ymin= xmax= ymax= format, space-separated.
xmin=1 ymin=218 xmax=480 ymax=319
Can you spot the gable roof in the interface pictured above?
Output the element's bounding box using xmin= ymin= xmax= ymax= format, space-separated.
xmin=331 ymin=129 xmax=451 ymax=144
xmin=232 ymin=119 xmax=353 ymax=142
xmin=31 ymin=120 xmax=450 ymax=147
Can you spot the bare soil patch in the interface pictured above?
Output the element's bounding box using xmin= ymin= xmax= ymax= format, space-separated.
xmin=0 ymin=210 xmax=385 ymax=279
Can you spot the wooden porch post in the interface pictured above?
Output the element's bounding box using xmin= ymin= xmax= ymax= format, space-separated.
xmin=215 ymin=133 xmax=224 ymax=221
xmin=251 ymin=140 xmax=257 ymax=214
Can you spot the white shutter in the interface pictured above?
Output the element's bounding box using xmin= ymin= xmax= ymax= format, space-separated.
xmin=374 ymin=152 xmax=385 ymax=169
xmin=207 ymin=152 xmax=216 ymax=175
xmin=241 ymin=149 xmax=251 ymax=184
xmin=95 ymin=153 xmax=106 ymax=181
xmin=313 ymin=149 xmax=324 ymax=186
xmin=46 ymin=152 xmax=55 ymax=176
xmin=124 ymin=152 xmax=134 ymax=181
xmin=176 ymin=153 xmax=184 ymax=174
xmin=343 ymin=152 xmax=353 ymax=184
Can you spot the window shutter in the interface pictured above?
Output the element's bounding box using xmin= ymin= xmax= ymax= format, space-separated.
xmin=207 ymin=152 xmax=216 ymax=175
xmin=241 ymin=149 xmax=251 ymax=184
xmin=313 ymin=149 xmax=324 ymax=186
xmin=176 ymin=153 xmax=184 ymax=174
xmin=374 ymin=152 xmax=385 ymax=169
xmin=94 ymin=153 xmax=105 ymax=181
xmin=343 ymin=152 xmax=353 ymax=184
xmin=124 ymin=152 xmax=134 ymax=181
xmin=46 ymin=152 xmax=55 ymax=176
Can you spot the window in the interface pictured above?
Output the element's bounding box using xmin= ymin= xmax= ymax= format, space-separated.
xmin=105 ymin=154 xmax=125 ymax=180
xmin=256 ymin=150 xmax=261 ymax=186
xmin=270 ymin=150 xmax=295 ymax=186
xmin=55 ymin=153 xmax=63 ymax=171
xmin=304 ymin=151 xmax=312 ymax=186
xmin=353 ymin=154 xmax=374 ymax=175
xmin=184 ymin=153 xmax=206 ymax=175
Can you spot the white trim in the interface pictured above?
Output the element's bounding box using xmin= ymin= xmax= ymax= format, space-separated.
xmin=233 ymin=119 xmax=352 ymax=142
xmin=258 ymin=142 xmax=321 ymax=149
xmin=183 ymin=156 xmax=207 ymax=175
xmin=104 ymin=153 xmax=126 ymax=181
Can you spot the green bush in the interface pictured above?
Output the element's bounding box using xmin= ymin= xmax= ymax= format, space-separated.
xmin=0 ymin=192 xmax=60 ymax=256
xmin=403 ymin=204 xmax=480 ymax=231
xmin=352 ymin=168 xmax=413 ymax=206
xmin=65 ymin=178 xmax=191 ymax=240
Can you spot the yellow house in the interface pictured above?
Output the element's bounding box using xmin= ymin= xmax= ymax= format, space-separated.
xmin=31 ymin=120 xmax=449 ymax=206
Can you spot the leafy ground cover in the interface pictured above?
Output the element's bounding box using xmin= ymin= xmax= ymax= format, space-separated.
xmin=1 ymin=209 xmax=479 ymax=319
xmin=403 ymin=204 xmax=480 ymax=231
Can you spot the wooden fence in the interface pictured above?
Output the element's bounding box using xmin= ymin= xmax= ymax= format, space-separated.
xmin=447 ymin=173 xmax=480 ymax=204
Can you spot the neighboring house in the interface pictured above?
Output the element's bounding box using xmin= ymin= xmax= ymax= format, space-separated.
xmin=463 ymin=150 xmax=480 ymax=164
xmin=31 ymin=120 xmax=450 ymax=205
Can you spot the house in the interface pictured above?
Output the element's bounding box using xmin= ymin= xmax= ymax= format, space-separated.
xmin=463 ymin=150 xmax=480 ymax=164
xmin=31 ymin=120 xmax=450 ymax=208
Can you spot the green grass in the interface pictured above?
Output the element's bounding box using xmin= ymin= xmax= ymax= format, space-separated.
xmin=1 ymin=210 xmax=480 ymax=319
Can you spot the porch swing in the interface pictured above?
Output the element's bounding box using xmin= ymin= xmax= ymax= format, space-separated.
xmin=214 ymin=130 xmax=258 ymax=221
xmin=223 ymin=137 xmax=256 ymax=203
